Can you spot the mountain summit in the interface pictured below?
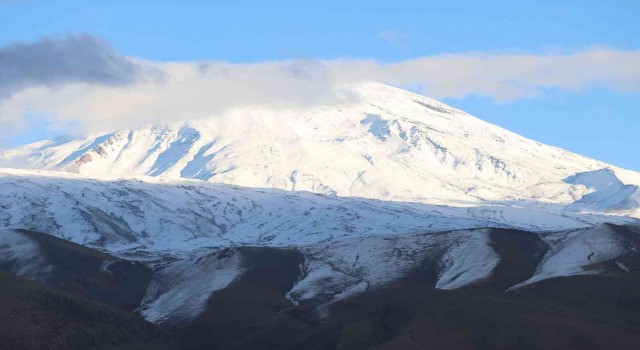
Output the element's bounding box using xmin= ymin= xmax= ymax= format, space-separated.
xmin=2 ymin=83 xmax=639 ymax=216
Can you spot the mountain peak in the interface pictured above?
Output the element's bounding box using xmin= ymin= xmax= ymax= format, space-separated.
xmin=1 ymin=83 xmax=638 ymax=216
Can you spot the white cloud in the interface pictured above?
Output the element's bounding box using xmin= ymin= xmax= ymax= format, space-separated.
xmin=1 ymin=35 xmax=639 ymax=136
xmin=379 ymin=29 xmax=411 ymax=47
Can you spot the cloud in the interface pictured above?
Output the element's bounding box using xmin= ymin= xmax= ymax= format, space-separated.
xmin=378 ymin=29 xmax=408 ymax=46
xmin=325 ymin=49 xmax=640 ymax=101
xmin=0 ymin=35 xmax=147 ymax=97
xmin=1 ymin=35 xmax=639 ymax=136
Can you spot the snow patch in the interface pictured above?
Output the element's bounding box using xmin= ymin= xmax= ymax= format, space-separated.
xmin=565 ymin=169 xmax=640 ymax=213
xmin=616 ymin=260 xmax=630 ymax=272
xmin=360 ymin=114 xmax=390 ymax=140
xmin=287 ymin=229 xmax=499 ymax=314
xmin=435 ymin=230 xmax=499 ymax=289
xmin=0 ymin=230 xmax=52 ymax=282
xmin=510 ymin=225 xmax=637 ymax=289
xmin=138 ymin=249 xmax=245 ymax=324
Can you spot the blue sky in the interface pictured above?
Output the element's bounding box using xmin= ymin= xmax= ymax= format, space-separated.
xmin=1 ymin=0 xmax=639 ymax=170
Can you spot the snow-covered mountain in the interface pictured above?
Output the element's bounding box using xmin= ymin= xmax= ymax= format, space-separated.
xmin=2 ymin=83 xmax=640 ymax=336
xmin=2 ymin=83 xmax=639 ymax=217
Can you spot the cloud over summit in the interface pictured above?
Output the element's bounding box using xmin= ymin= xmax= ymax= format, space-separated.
xmin=1 ymin=35 xmax=639 ymax=135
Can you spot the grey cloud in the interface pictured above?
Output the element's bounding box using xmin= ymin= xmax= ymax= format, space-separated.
xmin=0 ymin=35 xmax=143 ymax=96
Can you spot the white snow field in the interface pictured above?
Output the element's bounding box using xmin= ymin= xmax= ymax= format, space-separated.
xmin=0 ymin=167 xmax=632 ymax=254
xmin=510 ymin=224 xmax=640 ymax=289
xmin=138 ymin=248 xmax=246 ymax=324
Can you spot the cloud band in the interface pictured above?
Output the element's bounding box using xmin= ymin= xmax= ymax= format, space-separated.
xmin=1 ymin=35 xmax=639 ymax=134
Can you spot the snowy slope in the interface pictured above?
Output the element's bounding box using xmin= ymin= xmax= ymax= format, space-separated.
xmin=138 ymin=248 xmax=245 ymax=324
xmin=2 ymin=83 xmax=639 ymax=217
xmin=287 ymin=229 xmax=498 ymax=308
xmin=1 ymin=169 xmax=638 ymax=323
xmin=565 ymin=169 xmax=640 ymax=215
xmin=511 ymin=224 xmax=640 ymax=289
xmin=2 ymin=167 xmax=621 ymax=255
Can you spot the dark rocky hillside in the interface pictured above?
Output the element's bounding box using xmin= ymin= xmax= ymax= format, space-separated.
xmin=0 ymin=271 xmax=174 ymax=350
xmin=2 ymin=226 xmax=640 ymax=349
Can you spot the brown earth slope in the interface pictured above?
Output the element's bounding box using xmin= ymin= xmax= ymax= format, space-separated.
xmin=0 ymin=271 xmax=174 ymax=350
xmin=1 ymin=229 xmax=153 ymax=311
